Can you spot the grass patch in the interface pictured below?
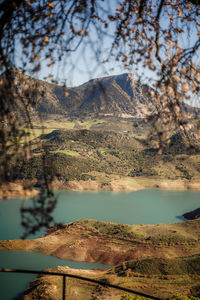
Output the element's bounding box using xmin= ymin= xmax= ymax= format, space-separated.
xmin=77 ymin=119 xmax=105 ymax=130
xmin=36 ymin=119 xmax=75 ymax=129
xmin=51 ymin=149 xmax=79 ymax=156
xmin=21 ymin=128 xmax=54 ymax=143
xmin=98 ymin=147 xmax=107 ymax=154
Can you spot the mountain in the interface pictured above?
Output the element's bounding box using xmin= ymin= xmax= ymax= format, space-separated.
xmin=10 ymin=71 xmax=157 ymax=118
xmin=52 ymin=73 xmax=156 ymax=118
xmin=11 ymin=69 xmax=199 ymax=119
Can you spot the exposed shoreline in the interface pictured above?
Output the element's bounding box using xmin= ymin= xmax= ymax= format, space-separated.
xmin=1 ymin=218 xmax=200 ymax=265
xmin=1 ymin=177 xmax=200 ymax=200
xmin=0 ymin=181 xmax=39 ymax=200
xmin=52 ymin=177 xmax=200 ymax=192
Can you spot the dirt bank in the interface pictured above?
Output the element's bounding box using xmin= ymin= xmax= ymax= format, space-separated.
xmin=2 ymin=177 xmax=200 ymax=200
xmin=0 ymin=181 xmax=39 ymax=200
xmin=0 ymin=219 xmax=200 ymax=265
xmin=52 ymin=177 xmax=200 ymax=192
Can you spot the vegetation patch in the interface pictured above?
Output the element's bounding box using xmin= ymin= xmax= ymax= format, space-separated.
xmin=51 ymin=149 xmax=79 ymax=156
xmin=113 ymin=255 xmax=200 ymax=276
xmin=78 ymin=220 xmax=146 ymax=240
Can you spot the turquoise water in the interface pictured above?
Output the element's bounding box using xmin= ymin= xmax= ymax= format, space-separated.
xmin=0 ymin=189 xmax=200 ymax=240
xmin=0 ymin=189 xmax=200 ymax=299
xmin=0 ymin=250 xmax=107 ymax=300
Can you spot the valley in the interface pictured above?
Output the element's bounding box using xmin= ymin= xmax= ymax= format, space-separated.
xmin=1 ymin=71 xmax=200 ymax=299
xmin=5 ymin=70 xmax=200 ymax=194
xmin=7 ymin=117 xmax=200 ymax=195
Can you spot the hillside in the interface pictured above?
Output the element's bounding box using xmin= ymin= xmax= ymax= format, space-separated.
xmin=22 ymin=255 xmax=200 ymax=300
xmin=9 ymin=128 xmax=200 ymax=189
xmin=1 ymin=218 xmax=200 ymax=265
xmin=5 ymin=70 xmax=200 ymax=299
xmin=11 ymin=70 xmax=154 ymax=118
xmin=11 ymin=69 xmax=200 ymax=119
xmin=1 ymin=219 xmax=200 ymax=299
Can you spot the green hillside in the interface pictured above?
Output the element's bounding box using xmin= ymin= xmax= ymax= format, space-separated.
xmin=10 ymin=128 xmax=200 ymax=184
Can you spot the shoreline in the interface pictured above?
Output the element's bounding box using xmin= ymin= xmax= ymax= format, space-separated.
xmin=52 ymin=177 xmax=200 ymax=192
xmin=0 ymin=218 xmax=200 ymax=264
xmin=1 ymin=177 xmax=200 ymax=199
xmin=0 ymin=181 xmax=39 ymax=200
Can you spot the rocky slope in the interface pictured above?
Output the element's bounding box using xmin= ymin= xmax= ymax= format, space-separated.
xmin=12 ymin=69 xmax=199 ymax=119
xmin=0 ymin=181 xmax=38 ymax=199
xmin=183 ymin=208 xmax=200 ymax=220
xmin=53 ymin=73 xmax=154 ymax=118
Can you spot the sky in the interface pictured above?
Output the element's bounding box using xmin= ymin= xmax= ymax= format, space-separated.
xmin=14 ymin=0 xmax=200 ymax=106
xmin=15 ymin=0 xmax=123 ymax=87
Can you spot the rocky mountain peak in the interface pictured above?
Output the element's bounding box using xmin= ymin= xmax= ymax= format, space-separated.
xmin=55 ymin=72 xmax=153 ymax=118
xmin=9 ymin=70 xmax=199 ymax=119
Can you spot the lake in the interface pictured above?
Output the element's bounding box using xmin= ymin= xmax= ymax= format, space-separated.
xmin=0 ymin=189 xmax=200 ymax=299
xmin=0 ymin=189 xmax=200 ymax=240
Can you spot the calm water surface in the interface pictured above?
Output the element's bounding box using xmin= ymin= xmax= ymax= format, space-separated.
xmin=0 ymin=250 xmax=107 ymax=300
xmin=0 ymin=189 xmax=200 ymax=299
xmin=0 ymin=189 xmax=200 ymax=239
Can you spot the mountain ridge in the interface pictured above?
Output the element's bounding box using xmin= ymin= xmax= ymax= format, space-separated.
xmin=11 ymin=69 xmax=200 ymax=120
xmin=53 ymin=72 xmax=154 ymax=118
